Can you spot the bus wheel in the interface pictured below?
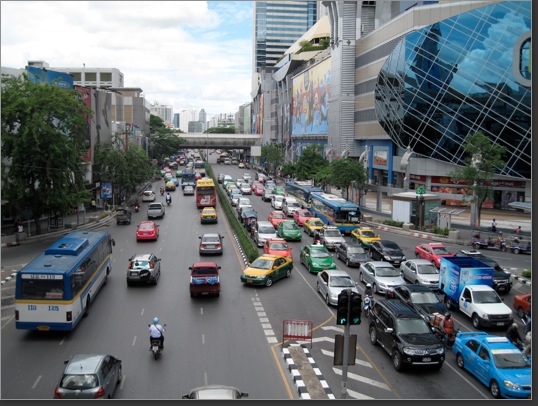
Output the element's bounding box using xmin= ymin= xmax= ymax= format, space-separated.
xmin=83 ymin=296 xmax=91 ymax=317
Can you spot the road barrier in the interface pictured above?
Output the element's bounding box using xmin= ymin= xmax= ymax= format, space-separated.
xmin=282 ymin=319 xmax=313 ymax=349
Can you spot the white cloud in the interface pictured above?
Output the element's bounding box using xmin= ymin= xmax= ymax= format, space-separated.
xmin=1 ymin=1 xmax=253 ymax=117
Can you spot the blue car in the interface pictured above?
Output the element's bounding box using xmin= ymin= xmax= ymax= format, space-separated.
xmin=452 ymin=332 xmax=531 ymax=399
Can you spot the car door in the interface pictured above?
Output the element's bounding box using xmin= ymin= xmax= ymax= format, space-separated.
xmin=301 ymin=246 xmax=310 ymax=266
xmin=318 ymin=271 xmax=329 ymax=297
xmin=273 ymin=257 xmax=286 ymax=280
xmin=403 ymin=261 xmax=415 ymax=282
xmin=99 ymin=356 xmax=115 ymax=397
xmin=473 ymin=345 xmax=492 ymax=386
xmin=459 ymin=287 xmax=473 ymax=318
xmin=363 ymin=263 xmax=375 ymax=285
xmin=370 ymin=242 xmax=381 ymax=260
xmin=376 ymin=308 xmax=394 ymax=351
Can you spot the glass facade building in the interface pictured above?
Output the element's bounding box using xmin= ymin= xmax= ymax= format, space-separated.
xmin=375 ymin=1 xmax=531 ymax=180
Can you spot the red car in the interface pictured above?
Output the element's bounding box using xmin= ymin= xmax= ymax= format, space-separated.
xmin=512 ymin=293 xmax=531 ymax=318
xmin=414 ymin=242 xmax=453 ymax=268
xmin=136 ymin=221 xmax=159 ymax=241
xmin=263 ymin=238 xmax=293 ymax=258
xmin=268 ymin=211 xmax=287 ymax=228
xmin=253 ymin=183 xmax=264 ymax=196
xmin=293 ymin=209 xmax=313 ymax=226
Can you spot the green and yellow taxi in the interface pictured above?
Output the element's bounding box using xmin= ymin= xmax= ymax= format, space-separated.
xmin=303 ymin=217 xmax=325 ymax=237
xmin=165 ymin=181 xmax=176 ymax=191
xmin=200 ymin=207 xmax=218 ymax=224
xmin=351 ymin=226 xmax=380 ymax=248
xmin=240 ymin=254 xmax=293 ymax=287
xmin=300 ymin=244 xmax=337 ymax=273
xmin=276 ymin=220 xmax=302 ymax=241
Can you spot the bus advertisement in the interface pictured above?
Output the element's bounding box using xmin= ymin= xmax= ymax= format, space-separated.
xmin=14 ymin=230 xmax=115 ymax=331
xmin=195 ymin=178 xmax=217 ymax=208
xmin=181 ymin=168 xmax=197 ymax=190
xmin=309 ymin=192 xmax=361 ymax=234
xmin=284 ymin=180 xmax=324 ymax=208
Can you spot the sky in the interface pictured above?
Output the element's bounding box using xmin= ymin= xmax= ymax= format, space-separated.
xmin=1 ymin=1 xmax=254 ymax=118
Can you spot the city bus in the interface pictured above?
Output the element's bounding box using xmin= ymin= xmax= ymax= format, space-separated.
xmin=14 ymin=230 xmax=115 ymax=331
xmin=193 ymin=160 xmax=206 ymax=177
xmin=181 ymin=168 xmax=197 ymax=190
xmin=284 ymin=180 xmax=324 ymax=208
xmin=309 ymin=192 xmax=361 ymax=234
xmin=195 ymin=178 xmax=217 ymax=208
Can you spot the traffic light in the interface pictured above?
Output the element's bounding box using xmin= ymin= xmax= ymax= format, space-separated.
xmin=349 ymin=291 xmax=362 ymax=325
xmin=336 ymin=290 xmax=350 ymax=325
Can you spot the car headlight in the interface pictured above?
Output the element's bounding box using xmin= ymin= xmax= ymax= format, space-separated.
xmin=482 ymin=313 xmax=489 ymax=320
xmin=419 ymin=278 xmax=429 ymax=284
xmin=312 ymin=262 xmax=320 ymax=267
xmin=378 ymin=282 xmax=387 ymax=288
xmin=402 ymin=347 xmax=423 ymax=355
xmin=383 ymin=255 xmax=391 ymax=261
xmin=503 ymin=380 xmax=522 ymax=390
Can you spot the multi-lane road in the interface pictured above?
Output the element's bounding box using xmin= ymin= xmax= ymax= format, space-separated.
xmin=1 ymin=153 xmax=531 ymax=399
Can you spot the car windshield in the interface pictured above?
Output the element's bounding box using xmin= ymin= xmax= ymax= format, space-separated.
xmin=410 ymin=291 xmax=440 ymax=304
xmin=139 ymin=224 xmax=154 ymax=230
xmin=396 ymin=318 xmax=431 ymax=335
xmin=259 ymin=227 xmax=275 ymax=234
xmin=270 ymin=242 xmax=288 ymax=250
xmin=311 ymin=249 xmax=330 ymax=258
xmin=311 ymin=220 xmax=324 ymax=227
xmin=273 ymin=213 xmax=285 ymax=219
xmin=375 ymin=266 xmax=399 ymax=277
xmin=473 ymin=291 xmax=502 ymax=304
xmin=131 ymin=261 xmax=149 ymax=269
xmin=202 ymin=236 xmax=220 ymax=243
xmin=192 ymin=267 xmax=218 ymax=275
xmin=283 ymin=223 xmax=299 ymax=230
xmin=432 ymin=246 xmax=450 ymax=254
xmin=288 ymin=203 xmax=300 ymax=208
xmin=492 ymin=350 xmax=531 ymax=369
xmin=361 ymin=230 xmax=376 ymax=238
xmin=251 ymin=258 xmax=273 ymax=270
xmin=329 ymin=276 xmax=355 ymax=288
xmin=347 ymin=246 xmax=365 ymax=254
xmin=417 ymin=264 xmax=439 ymax=274
xmin=299 ymin=211 xmax=312 ymax=217
xmin=325 ymin=230 xmax=341 ymax=237
xmin=60 ymin=374 xmax=98 ymax=390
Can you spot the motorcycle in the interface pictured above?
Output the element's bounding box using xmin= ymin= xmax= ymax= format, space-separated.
xmin=166 ymin=199 xmax=171 ymax=206
xmin=160 ymin=188 xmax=165 ymax=196
xmin=134 ymin=204 xmax=140 ymax=213
xmin=149 ymin=324 xmax=166 ymax=360
xmin=363 ymin=294 xmax=373 ymax=318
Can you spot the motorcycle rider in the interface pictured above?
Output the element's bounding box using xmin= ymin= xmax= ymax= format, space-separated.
xmin=364 ymin=283 xmax=373 ymax=298
xmin=160 ymin=185 xmax=165 ymax=195
xmin=149 ymin=317 xmax=165 ymax=350
xmin=313 ymin=231 xmax=322 ymax=245
xmin=506 ymin=322 xmax=524 ymax=350
xmin=440 ymin=312 xmax=456 ymax=348
xmin=166 ymin=192 xmax=172 ymax=205
xmin=386 ymin=287 xmax=396 ymax=299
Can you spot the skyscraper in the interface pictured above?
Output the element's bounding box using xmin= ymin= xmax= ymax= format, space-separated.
xmin=253 ymin=1 xmax=321 ymax=73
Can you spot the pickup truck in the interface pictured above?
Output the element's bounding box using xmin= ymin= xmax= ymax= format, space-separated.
xmin=189 ymin=262 xmax=221 ymax=298
xmin=116 ymin=207 xmax=132 ymax=225
xmin=147 ymin=202 xmax=165 ymax=219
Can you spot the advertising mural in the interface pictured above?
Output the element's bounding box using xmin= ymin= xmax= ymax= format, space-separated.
xmin=26 ymin=66 xmax=73 ymax=89
xmin=100 ymin=182 xmax=113 ymax=199
xmin=292 ymin=58 xmax=331 ymax=135
xmin=372 ymin=146 xmax=388 ymax=168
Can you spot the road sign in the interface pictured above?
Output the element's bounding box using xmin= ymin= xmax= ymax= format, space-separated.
xmin=416 ymin=186 xmax=425 ymax=195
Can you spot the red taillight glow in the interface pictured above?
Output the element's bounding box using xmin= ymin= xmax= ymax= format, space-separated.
xmin=54 ymin=387 xmax=62 ymax=399
xmin=150 ymin=263 xmax=154 ymax=269
xmin=94 ymin=387 xmax=105 ymax=399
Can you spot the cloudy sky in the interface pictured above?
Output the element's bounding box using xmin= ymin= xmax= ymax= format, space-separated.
xmin=1 ymin=1 xmax=253 ymax=117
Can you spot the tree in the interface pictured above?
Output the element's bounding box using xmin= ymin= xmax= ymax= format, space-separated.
xmin=205 ymin=126 xmax=235 ymax=133
xmin=1 ymin=74 xmax=92 ymax=234
xmin=261 ymin=143 xmax=285 ymax=176
xmin=280 ymin=162 xmax=296 ymax=179
xmin=149 ymin=114 xmax=185 ymax=158
xmin=448 ymin=131 xmax=506 ymax=228
xmin=295 ymin=144 xmax=328 ymax=181
xmin=330 ymin=158 xmax=367 ymax=201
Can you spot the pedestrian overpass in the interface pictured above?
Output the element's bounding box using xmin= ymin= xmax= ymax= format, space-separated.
xmin=172 ymin=133 xmax=262 ymax=150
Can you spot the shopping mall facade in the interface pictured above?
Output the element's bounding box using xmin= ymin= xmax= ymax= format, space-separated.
xmin=256 ymin=1 xmax=530 ymax=211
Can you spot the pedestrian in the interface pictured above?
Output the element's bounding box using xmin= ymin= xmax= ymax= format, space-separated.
xmin=514 ymin=226 xmax=522 ymax=235
xmin=91 ymin=199 xmax=97 ymax=212
xmin=491 ymin=218 xmax=497 ymax=233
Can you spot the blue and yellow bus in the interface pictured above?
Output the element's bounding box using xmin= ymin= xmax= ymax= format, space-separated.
xmin=15 ymin=230 xmax=115 ymax=331
xmin=309 ymin=192 xmax=361 ymax=234
xmin=284 ymin=180 xmax=324 ymax=208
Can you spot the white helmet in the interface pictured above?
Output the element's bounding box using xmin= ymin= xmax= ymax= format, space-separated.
xmin=366 ymin=283 xmax=372 ymax=288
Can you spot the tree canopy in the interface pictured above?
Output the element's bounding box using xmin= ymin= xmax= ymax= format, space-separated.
xmin=149 ymin=114 xmax=185 ymax=158
xmin=1 ymin=74 xmax=92 ymax=234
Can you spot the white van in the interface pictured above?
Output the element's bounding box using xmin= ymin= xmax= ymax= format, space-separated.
xmin=282 ymin=197 xmax=301 ymax=217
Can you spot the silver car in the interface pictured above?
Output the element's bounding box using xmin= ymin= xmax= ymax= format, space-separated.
xmin=321 ymin=226 xmax=346 ymax=250
xmin=253 ymin=220 xmax=277 ymax=247
xmin=54 ymin=354 xmax=122 ymax=399
xmin=126 ymin=253 xmax=162 ymax=286
xmin=400 ymin=259 xmax=440 ymax=290
xmin=199 ymin=233 xmax=224 ymax=255
xmin=316 ymin=269 xmax=359 ymax=306
xmin=359 ymin=261 xmax=406 ymax=294
xmin=182 ymin=385 xmax=248 ymax=399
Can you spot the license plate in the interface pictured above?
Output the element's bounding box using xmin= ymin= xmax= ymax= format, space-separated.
xmin=130 ymin=271 xmax=137 ymax=276
xmin=207 ymin=245 xmax=215 ymax=248
xmin=247 ymin=280 xmax=253 ymax=283
xmin=422 ymin=357 xmax=431 ymax=362
xmin=394 ymin=261 xmax=400 ymax=265
xmin=497 ymin=322 xmax=505 ymax=326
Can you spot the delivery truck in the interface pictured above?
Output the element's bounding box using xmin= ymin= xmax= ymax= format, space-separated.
xmin=438 ymin=256 xmax=513 ymax=329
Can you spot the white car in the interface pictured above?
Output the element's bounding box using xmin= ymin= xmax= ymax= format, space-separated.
xmin=252 ymin=221 xmax=277 ymax=247
xmin=316 ymin=269 xmax=359 ymax=306
xmin=359 ymin=261 xmax=406 ymax=295
xmin=321 ymin=226 xmax=346 ymax=250
xmin=142 ymin=190 xmax=156 ymax=202
xmin=399 ymin=259 xmax=440 ymax=290
xmin=271 ymin=195 xmax=285 ymax=210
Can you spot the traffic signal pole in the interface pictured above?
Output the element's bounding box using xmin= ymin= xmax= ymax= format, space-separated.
xmin=341 ymin=319 xmax=350 ymax=399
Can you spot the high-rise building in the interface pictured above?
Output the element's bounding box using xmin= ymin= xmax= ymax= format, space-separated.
xmin=198 ymin=109 xmax=207 ymax=131
xmin=173 ymin=113 xmax=180 ymax=129
xmin=150 ymin=102 xmax=173 ymax=126
xmin=179 ymin=109 xmax=198 ymax=133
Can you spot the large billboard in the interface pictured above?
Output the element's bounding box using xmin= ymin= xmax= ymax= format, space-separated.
xmin=292 ymin=58 xmax=331 ymax=136
xmin=26 ymin=66 xmax=73 ymax=89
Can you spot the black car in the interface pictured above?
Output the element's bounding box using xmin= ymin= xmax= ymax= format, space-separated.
xmin=335 ymin=242 xmax=369 ymax=267
xmin=369 ymin=299 xmax=445 ymax=371
xmin=369 ymin=240 xmax=406 ymax=266
xmin=392 ymin=284 xmax=447 ymax=323
xmin=453 ymin=249 xmax=512 ymax=294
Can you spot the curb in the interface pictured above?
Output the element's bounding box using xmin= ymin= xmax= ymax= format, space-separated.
xmin=283 ymin=344 xmax=335 ymax=400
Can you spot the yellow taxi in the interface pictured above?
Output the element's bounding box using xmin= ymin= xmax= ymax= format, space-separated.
xmin=240 ymin=254 xmax=293 ymax=287
xmin=351 ymin=226 xmax=381 ymax=248
xmin=165 ymin=181 xmax=176 ymax=191
xmin=200 ymin=207 xmax=218 ymax=224
xmin=303 ymin=217 xmax=325 ymax=237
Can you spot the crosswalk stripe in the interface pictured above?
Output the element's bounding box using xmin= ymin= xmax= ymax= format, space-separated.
xmin=332 ymin=367 xmax=390 ymax=390
xmin=346 ymin=388 xmax=375 ymax=399
xmin=320 ymin=349 xmax=372 ymax=368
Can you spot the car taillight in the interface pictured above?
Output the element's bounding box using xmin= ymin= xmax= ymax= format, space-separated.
xmin=200 ymin=244 xmax=206 ymax=248
xmin=54 ymin=387 xmax=62 ymax=399
xmin=216 ymin=244 xmax=222 ymax=248
xmin=150 ymin=263 xmax=154 ymax=269
xmin=94 ymin=387 xmax=105 ymax=399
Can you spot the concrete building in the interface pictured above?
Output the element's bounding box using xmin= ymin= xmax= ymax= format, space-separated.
xmin=150 ymin=102 xmax=173 ymax=126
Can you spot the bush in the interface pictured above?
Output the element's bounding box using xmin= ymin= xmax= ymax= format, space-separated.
xmin=383 ymin=220 xmax=404 ymax=228
xmin=522 ymin=269 xmax=531 ymax=279
xmin=428 ymin=226 xmax=450 ymax=237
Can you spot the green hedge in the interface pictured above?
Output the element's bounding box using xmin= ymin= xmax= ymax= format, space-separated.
xmin=205 ymin=163 xmax=260 ymax=263
xmin=522 ymin=269 xmax=531 ymax=279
